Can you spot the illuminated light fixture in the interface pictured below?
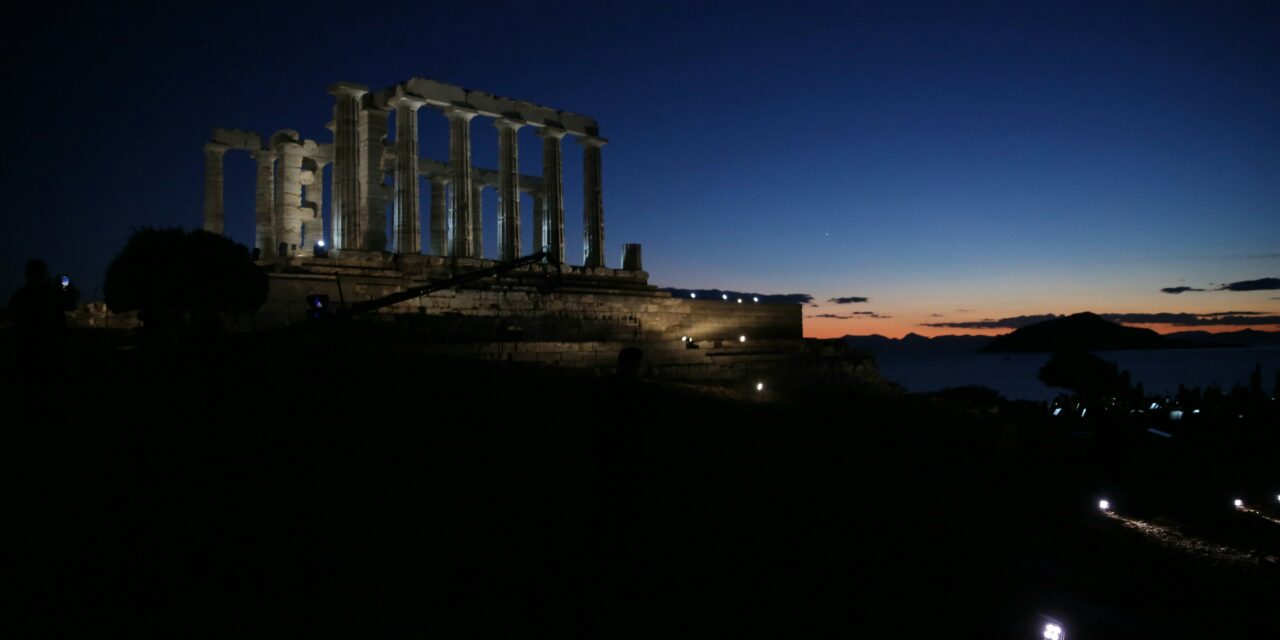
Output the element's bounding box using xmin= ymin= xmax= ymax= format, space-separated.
xmin=1169 ymin=410 xmax=1183 ymax=421
xmin=753 ymin=296 xmax=759 ymax=302
xmin=1052 ymin=408 xmax=1062 ymax=416
xmin=690 ymin=292 xmax=696 ymax=299
xmin=756 ymin=382 xmax=764 ymax=392
xmin=739 ymin=335 xmax=746 ymax=343
xmin=1192 ymin=409 xmax=1200 ymax=414
xmin=1098 ymin=499 xmax=1110 ymax=511
xmin=1081 ymin=408 xmax=1087 ymax=418
xmin=1043 ymin=622 xmax=1064 ymax=640
xmin=681 ymin=336 xmax=689 ymax=343
xmin=722 ymin=294 xmax=728 ymax=300
xmin=1233 ymin=499 xmax=1244 ymax=508
xmin=737 ymin=298 xmax=742 ymax=303
xmin=1150 ymin=402 xmax=1159 ymax=410
xmin=313 ymin=239 xmax=329 ymax=258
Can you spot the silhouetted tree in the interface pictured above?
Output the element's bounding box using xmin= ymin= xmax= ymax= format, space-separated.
xmin=1038 ymin=350 xmax=1132 ymax=402
xmin=104 ymin=228 xmax=267 ymax=344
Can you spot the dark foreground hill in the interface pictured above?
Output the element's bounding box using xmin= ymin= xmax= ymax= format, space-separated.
xmin=983 ymin=311 xmax=1197 ymax=353
xmin=5 ymin=326 xmax=1277 ymax=637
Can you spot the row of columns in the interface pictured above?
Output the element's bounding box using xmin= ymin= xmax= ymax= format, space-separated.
xmin=202 ymin=85 xmax=609 ymax=267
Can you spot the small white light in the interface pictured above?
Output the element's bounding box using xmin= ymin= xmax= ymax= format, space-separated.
xmin=1150 ymin=402 xmax=1159 ymax=410
xmin=737 ymin=298 xmax=742 ymax=303
xmin=753 ymin=296 xmax=759 ymax=302
xmin=1192 ymin=409 xmax=1200 ymax=414
xmin=317 ymin=239 xmax=326 ymax=248
xmin=1043 ymin=622 xmax=1063 ymax=640
xmin=1233 ymin=499 xmax=1243 ymax=508
xmin=1098 ymin=499 xmax=1110 ymax=511
xmin=722 ymin=294 xmax=728 ymax=300
xmin=1052 ymin=408 xmax=1062 ymax=416
xmin=690 ymin=292 xmax=696 ymax=299
xmin=681 ymin=336 xmax=688 ymax=342
xmin=1081 ymin=408 xmax=1087 ymax=417
xmin=739 ymin=335 xmax=746 ymax=343
xmin=756 ymin=382 xmax=764 ymax=392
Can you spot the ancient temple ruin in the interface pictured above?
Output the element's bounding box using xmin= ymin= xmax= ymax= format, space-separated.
xmin=203 ymin=77 xmax=620 ymax=269
xmin=199 ymin=78 xmax=826 ymax=385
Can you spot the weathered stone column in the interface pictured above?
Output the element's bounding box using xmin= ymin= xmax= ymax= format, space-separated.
xmin=273 ymin=139 xmax=305 ymax=255
xmin=328 ymin=83 xmax=367 ymax=251
xmin=531 ymin=191 xmax=546 ymax=255
xmin=390 ymin=95 xmax=426 ymax=254
xmin=471 ymin=183 xmax=484 ymax=258
xmin=302 ymin=159 xmax=328 ymax=251
xmin=445 ymin=107 xmax=478 ymax=257
xmin=578 ymin=136 xmax=607 ymax=267
xmin=202 ymin=143 xmax=230 ymax=234
xmin=495 ymin=118 xmax=523 ymax=260
xmin=252 ymin=149 xmax=276 ymax=257
xmin=359 ymin=105 xmax=390 ymax=251
xmin=536 ymin=127 xmax=567 ymax=264
xmin=429 ymin=176 xmax=449 ymax=256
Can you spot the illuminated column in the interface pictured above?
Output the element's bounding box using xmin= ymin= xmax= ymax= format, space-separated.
xmin=359 ymin=105 xmax=390 ymax=251
xmin=302 ymin=159 xmax=328 ymax=250
xmin=390 ymin=95 xmax=426 ymax=254
xmin=252 ymin=149 xmax=276 ymax=257
xmin=445 ymin=107 xmax=478 ymax=257
xmin=328 ymin=82 xmax=367 ymax=251
xmin=495 ymin=118 xmax=523 ymax=260
xmin=531 ymin=191 xmax=546 ymax=255
xmin=578 ymin=136 xmax=607 ymax=267
xmin=429 ymin=175 xmax=449 ymax=256
xmin=274 ymin=140 xmax=305 ymax=255
xmin=202 ymin=143 xmax=230 ymax=234
xmin=471 ymin=183 xmax=484 ymax=258
xmin=536 ymin=127 xmax=567 ymax=264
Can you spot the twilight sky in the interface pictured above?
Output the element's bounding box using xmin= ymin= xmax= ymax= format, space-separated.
xmin=3 ymin=1 xmax=1278 ymax=337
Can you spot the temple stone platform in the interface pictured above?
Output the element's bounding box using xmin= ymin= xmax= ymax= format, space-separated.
xmin=236 ymin=253 xmax=820 ymax=384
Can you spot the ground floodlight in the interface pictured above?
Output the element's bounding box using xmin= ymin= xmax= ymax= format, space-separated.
xmin=756 ymin=382 xmax=764 ymax=392
xmin=1043 ymin=622 xmax=1064 ymax=640
xmin=1233 ymin=499 xmax=1243 ymax=508
xmin=690 ymin=292 xmax=696 ymax=299
xmin=681 ymin=336 xmax=688 ymax=343
xmin=1098 ymin=499 xmax=1110 ymax=511
xmin=753 ymin=296 xmax=759 ymax=302
xmin=722 ymin=294 xmax=728 ymax=300
xmin=739 ymin=335 xmax=746 ymax=343
xmin=737 ymin=298 xmax=742 ymax=303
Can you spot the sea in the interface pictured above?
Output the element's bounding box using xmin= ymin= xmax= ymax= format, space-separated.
xmin=872 ymin=346 xmax=1280 ymax=402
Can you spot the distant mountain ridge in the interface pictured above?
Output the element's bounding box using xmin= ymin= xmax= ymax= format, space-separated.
xmin=842 ymin=321 xmax=1280 ymax=355
xmin=982 ymin=312 xmax=1192 ymax=353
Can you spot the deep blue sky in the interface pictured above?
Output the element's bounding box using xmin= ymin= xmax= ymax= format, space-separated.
xmin=3 ymin=1 xmax=1278 ymax=336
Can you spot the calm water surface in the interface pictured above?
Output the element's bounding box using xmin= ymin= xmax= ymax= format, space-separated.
xmin=874 ymin=346 xmax=1280 ymax=401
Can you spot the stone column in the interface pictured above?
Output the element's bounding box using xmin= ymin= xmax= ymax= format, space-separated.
xmin=390 ymin=95 xmax=426 ymax=255
xmin=536 ymin=127 xmax=567 ymax=264
xmin=274 ymin=140 xmax=305 ymax=255
xmin=252 ymin=150 xmax=276 ymax=257
xmin=531 ymin=191 xmax=546 ymax=255
xmin=429 ymin=176 xmax=449 ymax=256
xmin=578 ymin=136 xmax=607 ymax=267
xmin=471 ymin=183 xmax=484 ymax=258
xmin=202 ymin=143 xmax=230 ymax=234
xmin=359 ymin=106 xmax=390 ymax=251
xmin=445 ymin=107 xmax=478 ymax=257
xmin=495 ymin=118 xmax=523 ymax=260
xmin=328 ymin=83 xmax=368 ymax=251
xmin=302 ymin=159 xmax=328 ymax=251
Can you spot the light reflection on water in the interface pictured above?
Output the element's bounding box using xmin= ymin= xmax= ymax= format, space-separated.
xmin=874 ymin=346 xmax=1280 ymax=401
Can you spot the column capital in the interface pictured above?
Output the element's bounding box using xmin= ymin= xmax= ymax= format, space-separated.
xmin=443 ymin=105 xmax=480 ymax=122
xmin=328 ymin=82 xmax=369 ymax=98
xmin=250 ymin=148 xmax=277 ymax=161
xmin=203 ymin=142 xmax=231 ymax=155
xmin=535 ymin=126 xmax=568 ymax=140
xmin=576 ymin=134 xmax=608 ymax=148
xmin=388 ymin=93 xmax=427 ymax=110
xmin=429 ymin=174 xmax=451 ymax=186
xmin=494 ymin=117 xmax=525 ymax=131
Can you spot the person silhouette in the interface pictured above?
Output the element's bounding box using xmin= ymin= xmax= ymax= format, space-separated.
xmin=7 ymin=259 xmax=80 ymax=363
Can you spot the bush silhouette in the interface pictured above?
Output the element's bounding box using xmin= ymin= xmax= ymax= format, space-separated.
xmin=104 ymin=228 xmax=267 ymax=340
xmin=1038 ymin=349 xmax=1132 ymax=401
